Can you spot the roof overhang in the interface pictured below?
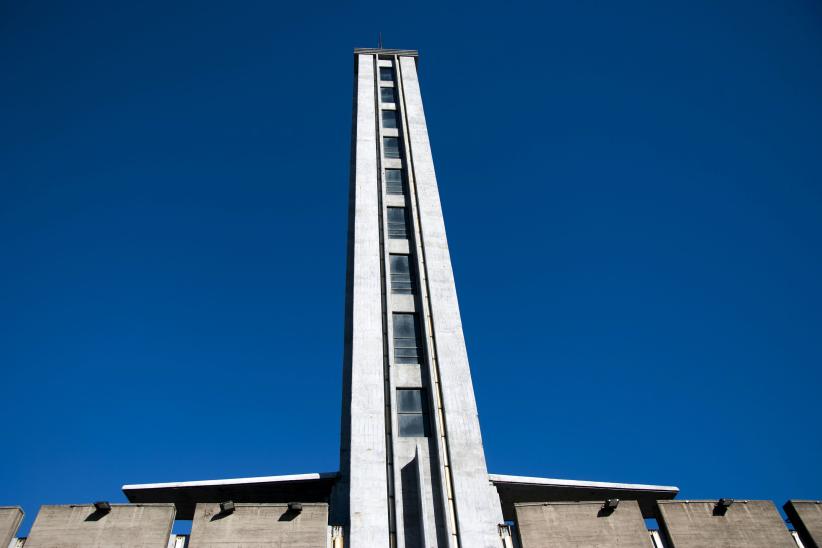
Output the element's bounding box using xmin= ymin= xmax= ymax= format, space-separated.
xmin=123 ymin=472 xmax=338 ymax=520
xmin=490 ymin=473 xmax=679 ymax=520
xmin=124 ymin=470 xmax=677 ymax=521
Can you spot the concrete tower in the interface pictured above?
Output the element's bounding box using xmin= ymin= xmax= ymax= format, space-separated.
xmin=335 ymin=49 xmax=505 ymax=548
xmin=329 ymin=49 xmax=674 ymax=548
xmin=119 ymin=47 xmax=680 ymax=548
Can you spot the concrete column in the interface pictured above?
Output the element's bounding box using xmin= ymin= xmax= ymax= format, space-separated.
xmin=337 ymin=52 xmax=391 ymax=547
xmin=398 ymin=56 xmax=504 ymax=548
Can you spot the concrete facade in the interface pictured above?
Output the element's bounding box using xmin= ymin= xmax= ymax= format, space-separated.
xmin=785 ymin=500 xmax=822 ymax=548
xmin=514 ymin=501 xmax=652 ymax=548
xmin=188 ymin=503 xmax=328 ymax=548
xmin=656 ymin=500 xmax=795 ymax=548
xmin=0 ymin=507 xmax=23 ymax=548
xmin=24 ymin=503 xmax=175 ymax=548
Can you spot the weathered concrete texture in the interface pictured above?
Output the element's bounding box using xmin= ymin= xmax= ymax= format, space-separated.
xmin=335 ymin=52 xmax=390 ymax=547
xmin=188 ymin=503 xmax=328 ymax=548
xmin=398 ymin=55 xmax=503 ymax=548
xmin=0 ymin=507 xmax=23 ymax=548
xmin=785 ymin=500 xmax=822 ymax=548
xmin=657 ymin=500 xmax=795 ymax=548
xmin=25 ymin=504 xmax=175 ymax=548
xmin=515 ymin=501 xmax=652 ymax=548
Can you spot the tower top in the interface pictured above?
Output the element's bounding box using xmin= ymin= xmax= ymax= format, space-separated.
xmin=353 ymin=48 xmax=418 ymax=57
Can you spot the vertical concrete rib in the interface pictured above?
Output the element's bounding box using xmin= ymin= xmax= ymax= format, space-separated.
xmin=340 ymin=53 xmax=391 ymax=547
xmin=398 ymin=56 xmax=504 ymax=548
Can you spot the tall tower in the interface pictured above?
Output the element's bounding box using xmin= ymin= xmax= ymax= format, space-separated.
xmin=120 ymin=46 xmax=679 ymax=548
xmin=336 ymin=48 xmax=504 ymax=548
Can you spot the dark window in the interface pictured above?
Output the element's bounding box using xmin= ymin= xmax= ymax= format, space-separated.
xmin=382 ymin=109 xmax=398 ymax=129
xmin=390 ymin=254 xmax=414 ymax=294
xmin=380 ymin=67 xmax=394 ymax=81
xmin=385 ymin=169 xmax=403 ymax=195
xmin=397 ymin=388 xmax=429 ymax=437
xmin=380 ymin=87 xmax=396 ymax=103
xmin=393 ymin=313 xmax=421 ymax=364
xmin=383 ymin=137 xmax=400 ymax=158
xmin=387 ymin=207 xmax=408 ymax=239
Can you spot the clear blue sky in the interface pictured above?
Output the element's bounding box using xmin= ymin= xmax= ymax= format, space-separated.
xmin=2 ymin=0 xmax=821 ymax=535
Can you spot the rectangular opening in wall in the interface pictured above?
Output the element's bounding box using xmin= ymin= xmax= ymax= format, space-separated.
xmin=383 ymin=136 xmax=400 ymax=158
xmin=385 ymin=168 xmax=403 ymax=195
xmin=389 ymin=254 xmax=414 ymax=294
xmin=380 ymin=87 xmax=396 ymax=104
xmin=393 ymin=313 xmax=421 ymax=364
xmin=382 ymin=109 xmax=398 ymax=129
xmin=397 ymin=388 xmax=430 ymax=437
xmin=380 ymin=66 xmax=394 ymax=81
xmin=387 ymin=206 xmax=408 ymax=239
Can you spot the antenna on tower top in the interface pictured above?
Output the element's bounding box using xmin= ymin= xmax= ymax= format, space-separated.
xmin=378 ymin=32 xmax=383 ymax=49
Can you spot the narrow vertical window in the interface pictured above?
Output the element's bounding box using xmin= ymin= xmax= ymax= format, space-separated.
xmin=383 ymin=137 xmax=400 ymax=158
xmin=390 ymin=254 xmax=414 ymax=294
xmin=397 ymin=388 xmax=429 ymax=437
xmin=380 ymin=67 xmax=394 ymax=81
xmin=393 ymin=313 xmax=421 ymax=364
xmin=387 ymin=207 xmax=408 ymax=239
xmin=380 ymin=87 xmax=396 ymax=104
xmin=385 ymin=169 xmax=403 ymax=195
xmin=382 ymin=109 xmax=398 ymax=129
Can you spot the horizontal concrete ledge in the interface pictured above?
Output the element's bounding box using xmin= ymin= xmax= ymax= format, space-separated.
xmin=354 ymin=48 xmax=418 ymax=57
xmin=659 ymin=499 xmax=749 ymax=504
xmin=491 ymin=473 xmax=679 ymax=521
xmin=490 ymin=473 xmax=679 ymax=493
xmin=123 ymin=472 xmax=339 ymax=520
xmin=516 ymin=500 xmax=643 ymax=507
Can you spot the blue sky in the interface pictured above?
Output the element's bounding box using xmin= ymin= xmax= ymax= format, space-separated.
xmin=2 ymin=0 xmax=821 ymax=535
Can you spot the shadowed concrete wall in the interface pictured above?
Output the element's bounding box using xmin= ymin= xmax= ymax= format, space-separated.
xmin=0 ymin=507 xmax=23 ymax=548
xmin=657 ymin=500 xmax=794 ymax=548
xmin=785 ymin=500 xmax=822 ymax=548
xmin=515 ymin=501 xmax=652 ymax=548
xmin=188 ymin=503 xmax=328 ymax=548
xmin=25 ymin=504 xmax=175 ymax=548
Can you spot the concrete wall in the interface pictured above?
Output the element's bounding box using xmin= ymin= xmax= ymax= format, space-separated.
xmin=24 ymin=503 xmax=175 ymax=548
xmin=188 ymin=503 xmax=328 ymax=548
xmin=0 ymin=507 xmax=23 ymax=548
xmin=656 ymin=500 xmax=795 ymax=548
xmin=514 ymin=501 xmax=652 ymax=548
xmin=784 ymin=500 xmax=822 ymax=548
